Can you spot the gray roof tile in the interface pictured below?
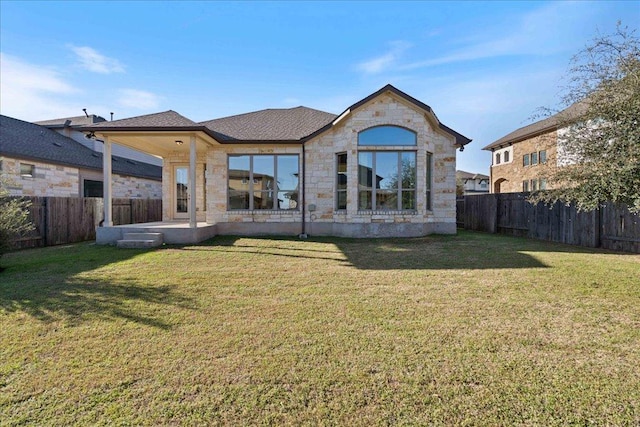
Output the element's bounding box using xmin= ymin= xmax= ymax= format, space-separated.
xmin=86 ymin=110 xmax=197 ymax=128
xmin=0 ymin=115 xmax=161 ymax=181
xmin=199 ymin=106 xmax=337 ymax=141
xmin=35 ymin=114 xmax=106 ymax=127
xmin=483 ymin=101 xmax=588 ymax=150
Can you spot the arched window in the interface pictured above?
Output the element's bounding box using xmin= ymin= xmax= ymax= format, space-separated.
xmin=496 ymin=153 xmax=501 ymax=164
xmin=358 ymin=125 xmax=417 ymax=146
xmin=504 ymin=151 xmax=510 ymax=162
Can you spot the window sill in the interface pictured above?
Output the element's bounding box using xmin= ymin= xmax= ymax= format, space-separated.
xmin=227 ymin=210 xmax=300 ymax=214
xmin=356 ymin=210 xmax=418 ymax=215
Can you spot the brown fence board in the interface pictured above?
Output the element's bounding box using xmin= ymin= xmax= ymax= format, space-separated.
xmin=458 ymin=193 xmax=639 ymax=253
xmin=10 ymin=197 xmax=161 ymax=249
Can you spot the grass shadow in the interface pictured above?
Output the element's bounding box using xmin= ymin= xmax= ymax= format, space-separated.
xmin=0 ymin=243 xmax=195 ymax=328
xmin=184 ymin=230 xmax=564 ymax=270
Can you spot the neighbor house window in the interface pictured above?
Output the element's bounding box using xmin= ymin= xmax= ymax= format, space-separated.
xmin=358 ymin=125 xmax=417 ymax=146
xmin=523 ymin=180 xmax=529 ymax=192
xmin=504 ymin=151 xmax=510 ymax=162
xmin=531 ymin=179 xmax=538 ymax=191
xmin=495 ymin=153 xmax=501 ymax=164
xmin=358 ymin=151 xmax=416 ymax=211
xmin=228 ymin=154 xmax=299 ymax=210
xmin=20 ymin=163 xmax=35 ymax=177
xmin=539 ymin=150 xmax=547 ymax=164
xmin=523 ymin=154 xmax=530 ymax=167
xmin=426 ymin=152 xmax=433 ymax=210
xmin=540 ymin=179 xmax=547 ymax=190
xmin=336 ymin=153 xmax=347 ymax=210
xmin=84 ymin=180 xmax=103 ymax=197
xmin=531 ymin=152 xmax=538 ymax=165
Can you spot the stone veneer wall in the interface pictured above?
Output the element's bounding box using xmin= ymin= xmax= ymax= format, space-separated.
xmin=303 ymin=93 xmax=457 ymax=236
xmin=201 ymin=92 xmax=459 ymax=237
xmin=206 ymin=144 xmax=303 ymax=234
xmin=1 ymin=157 xmax=80 ymax=197
xmin=112 ymin=175 xmax=162 ymax=199
xmin=1 ymin=156 xmax=161 ymax=198
xmin=162 ymin=151 xmax=207 ymax=221
xmin=490 ymin=131 xmax=557 ymax=193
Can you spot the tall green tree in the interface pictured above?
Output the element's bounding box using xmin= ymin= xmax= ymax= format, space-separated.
xmin=530 ymin=23 xmax=640 ymax=212
xmin=0 ymin=175 xmax=34 ymax=268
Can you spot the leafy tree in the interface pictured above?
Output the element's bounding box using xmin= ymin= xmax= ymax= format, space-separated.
xmin=530 ymin=23 xmax=640 ymax=212
xmin=0 ymin=175 xmax=34 ymax=268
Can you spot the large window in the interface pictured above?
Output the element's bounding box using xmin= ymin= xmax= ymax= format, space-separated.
xmin=228 ymin=155 xmax=299 ymax=210
xmin=426 ymin=152 xmax=433 ymax=211
xmin=84 ymin=180 xmax=103 ymax=197
xmin=336 ymin=153 xmax=347 ymax=210
xmin=358 ymin=151 xmax=416 ymax=211
xmin=358 ymin=126 xmax=417 ymax=146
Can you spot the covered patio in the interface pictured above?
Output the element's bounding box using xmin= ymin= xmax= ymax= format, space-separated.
xmin=81 ymin=111 xmax=221 ymax=245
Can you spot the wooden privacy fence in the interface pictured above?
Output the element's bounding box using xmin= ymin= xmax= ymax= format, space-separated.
xmin=458 ymin=193 xmax=640 ymax=253
xmin=13 ymin=197 xmax=162 ymax=249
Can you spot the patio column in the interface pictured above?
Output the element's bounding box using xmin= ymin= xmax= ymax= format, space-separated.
xmin=103 ymin=136 xmax=113 ymax=226
xmin=189 ymin=135 xmax=197 ymax=228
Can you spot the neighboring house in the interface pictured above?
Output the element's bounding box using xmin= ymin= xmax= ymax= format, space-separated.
xmin=35 ymin=114 xmax=163 ymax=166
xmin=0 ymin=115 xmax=162 ymax=198
xmin=456 ymin=170 xmax=489 ymax=195
xmin=84 ymin=84 xmax=471 ymax=241
xmin=483 ymin=102 xmax=588 ymax=193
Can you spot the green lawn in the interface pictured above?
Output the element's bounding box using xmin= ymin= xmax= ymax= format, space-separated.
xmin=1 ymin=231 xmax=639 ymax=425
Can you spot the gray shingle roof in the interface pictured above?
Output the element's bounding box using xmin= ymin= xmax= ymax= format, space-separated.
xmin=483 ymin=101 xmax=589 ymax=150
xmin=199 ymin=107 xmax=337 ymax=141
xmin=85 ymin=110 xmax=197 ymax=128
xmin=0 ymin=115 xmax=161 ymax=181
xmin=35 ymin=114 xmax=106 ymax=128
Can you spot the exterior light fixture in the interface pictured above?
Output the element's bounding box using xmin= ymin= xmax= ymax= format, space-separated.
xmin=175 ymin=140 xmax=184 ymax=145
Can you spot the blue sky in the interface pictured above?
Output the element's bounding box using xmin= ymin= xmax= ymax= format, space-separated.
xmin=1 ymin=1 xmax=638 ymax=174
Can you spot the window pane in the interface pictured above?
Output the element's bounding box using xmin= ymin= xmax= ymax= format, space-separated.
xmin=337 ymin=153 xmax=347 ymax=190
xmin=229 ymin=191 xmax=250 ymax=209
xmin=20 ymin=163 xmax=34 ymax=176
xmin=496 ymin=153 xmax=501 ymax=164
xmin=523 ymin=154 xmax=530 ymax=166
xmin=253 ymin=155 xmax=274 ymax=190
xmin=426 ymin=152 xmax=432 ymax=191
xmin=358 ymin=152 xmax=373 ymax=188
xmin=375 ymin=152 xmax=398 ymax=190
xmin=358 ymin=190 xmax=372 ymax=210
xmin=277 ymin=155 xmax=298 ymax=191
xmin=254 ymin=191 xmax=274 ymax=209
xmin=531 ymin=152 xmax=538 ymax=165
xmin=402 ymin=190 xmax=416 ymax=210
xmin=504 ymin=151 xmax=510 ymax=162
xmin=376 ymin=189 xmax=398 ymax=210
xmin=229 ymin=156 xmax=250 ymax=189
xmin=358 ymin=126 xmax=417 ymax=146
xmin=401 ymin=152 xmax=416 ymax=189
xmin=539 ymin=150 xmax=547 ymax=163
xmin=277 ymin=191 xmax=298 ymax=210
xmin=336 ymin=191 xmax=347 ymax=210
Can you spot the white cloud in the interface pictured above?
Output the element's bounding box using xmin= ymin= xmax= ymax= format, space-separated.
xmin=0 ymin=53 xmax=84 ymax=120
xmin=356 ymin=41 xmax=411 ymax=74
xmin=117 ymin=89 xmax=162 ymax=110
xmin=70 ymin=45 xmax=125 ymax=74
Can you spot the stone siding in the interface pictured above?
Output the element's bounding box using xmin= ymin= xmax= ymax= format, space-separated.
xmin=490 ymin=131 xmax=557 ymax=193
xmin=162 ymin=151 xmax=208 ymax=221
xmin=0 ymin=157 xmax=79 ymax=197
xmin=303 ymin=92 xmax=457 ymax=235
xmin=112 ymin=174 xmax=162 ymax=199
xmin=199 ymin=92 xmax=459 ymax=237
xmin=0 ymin=156 xmax=161 ymax=198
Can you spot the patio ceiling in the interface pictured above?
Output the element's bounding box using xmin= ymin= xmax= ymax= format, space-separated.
xmin=92 ymin=130 xmax=218 ymax=158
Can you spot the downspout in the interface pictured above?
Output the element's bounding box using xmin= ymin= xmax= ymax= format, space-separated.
xmin=299 ymin=142 xmax=307 ymax=239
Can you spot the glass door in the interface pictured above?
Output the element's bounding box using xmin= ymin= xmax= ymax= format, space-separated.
xmin=174 ymin=166 xmax=189 ymax=219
